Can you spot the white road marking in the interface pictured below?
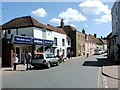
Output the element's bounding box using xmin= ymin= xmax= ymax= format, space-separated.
xmin=97 ymin=67 xmax=101 ymax=88
xmin=103 ymin=76 xmax=108 ymax=88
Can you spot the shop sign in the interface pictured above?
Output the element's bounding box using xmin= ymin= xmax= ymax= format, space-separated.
xmin=13 ymin=35 xmax=53 ymax=45
xmin=13 ymin=35 xmax=32 ymax=44
xmin=43 ymin=40 xmax=53 ymax=45
xmin=33 ymin=38 xmax=43 ymax=44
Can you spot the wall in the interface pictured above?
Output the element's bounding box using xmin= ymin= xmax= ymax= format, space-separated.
xmin=5 ymin=27 xmax=34 ymax=39
xmin=76 ymin=31 xmax=85 ymax=56
xmin=52 ymin=31 xmax=67 ymax=57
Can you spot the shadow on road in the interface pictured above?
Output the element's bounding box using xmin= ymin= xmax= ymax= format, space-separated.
xmin=82 ymin=61 xmax=101 ymax=67
xmin=97 ymin=58 xmax=120 ymax=66
xmin=82 ymin=57 xmax=120 ymax=67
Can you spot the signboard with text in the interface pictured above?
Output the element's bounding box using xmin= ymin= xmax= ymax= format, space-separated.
xmin=13 ymin=35 xmax=53 ymax=45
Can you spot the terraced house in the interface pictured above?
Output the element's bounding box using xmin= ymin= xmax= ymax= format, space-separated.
xmin=1 ymin=16 xmax=71 ymax=67
xmin=59 ymin=20 xmax=85 ymax=57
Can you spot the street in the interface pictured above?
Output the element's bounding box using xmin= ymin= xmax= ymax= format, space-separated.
xmin=2 ymin=55 xmax=104 ymax=88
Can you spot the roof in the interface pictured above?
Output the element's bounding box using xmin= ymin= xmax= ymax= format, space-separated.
xmin=58 ymin=25 xmax=77 ymax=35
xmin=88 ymin=34 xmax=96 ymax=43
xmin=100 ymin=39 xmax=107 ymax=44
xmin=107 ymin=32 xmax=112 ymax=39
xmin=64 ymin=25 xmax=77 ymax=31
xmin=88 ymin=34 xmax=103 ymax=44
xmin=2 ymin=16 xmax=52 ymax=30
xmin=47 ymin=24 xmax=66 ymax=35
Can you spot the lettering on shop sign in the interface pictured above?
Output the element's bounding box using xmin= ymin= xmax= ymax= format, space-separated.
xmin=33 ymin=38 xmax=43 ymax=44
xmin=16 ymin=38 xmax=31 ymax=42
xmin=13 ymin=36 xmax=32 ymax=44
xmin=13 ymin=35 xmax=53 ymax=45
xmin=44 ymin=40 xmax=53 ymax=45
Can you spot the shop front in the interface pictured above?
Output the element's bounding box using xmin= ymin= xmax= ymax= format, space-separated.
xmin=2 ymin=35 xmax=53 ymax=67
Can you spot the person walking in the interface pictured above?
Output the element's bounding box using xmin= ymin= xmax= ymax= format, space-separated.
xmin=86 ymin=51 xmax=89 ymax=58
xmin=25 ymin=51 xmax=32 ymax=70
xmin=67 ymin=51 xmax=70 ymax=59
xmin=13 ymin=53 xmax=19 ymax=71
xmin=70 ymin=51 xmax=74 ymax=59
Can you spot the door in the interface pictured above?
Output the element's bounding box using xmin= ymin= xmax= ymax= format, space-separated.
xmin=16 ymin=47 xmax=20 ymax=59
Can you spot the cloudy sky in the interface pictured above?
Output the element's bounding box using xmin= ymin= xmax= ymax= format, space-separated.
xmin=2 ymin=0 xmax=114 ymax=37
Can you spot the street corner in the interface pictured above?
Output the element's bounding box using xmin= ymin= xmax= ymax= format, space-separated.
xmin=102 ymin=64 xmax=119 ymax=88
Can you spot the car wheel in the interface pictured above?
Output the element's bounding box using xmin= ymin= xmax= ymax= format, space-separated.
xmin=47 ymin=62 xmax=51 ymax=68
xmin=56 ymin=61 xmax=59 ymax=66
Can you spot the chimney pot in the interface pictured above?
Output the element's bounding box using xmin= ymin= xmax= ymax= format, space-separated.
xmin=60 ymin=19 xmax=64 ymax=28
xmin=94 ymin=34 xmax=97 ymax=38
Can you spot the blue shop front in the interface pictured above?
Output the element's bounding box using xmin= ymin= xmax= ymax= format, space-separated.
xmin=2 ymin=35 xmax=54 ymax=67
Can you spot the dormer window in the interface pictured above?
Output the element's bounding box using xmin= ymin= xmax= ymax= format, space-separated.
xmin=8 ymin=30 xmax=11 ymax=34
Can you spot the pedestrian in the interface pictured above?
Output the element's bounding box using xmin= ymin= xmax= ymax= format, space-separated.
xmin=70 ymin=51 xmax=74 ymax=59
xmin=21 ymin=51 xmax=26 ymax=65
xmin=25 ymin=51 xmax=32 ymax=70
xmin=86 ymin=51 xmax=89 ymax=58
xmin=67 ymin=52 xmax=70 ymax=59
xmin=13 ymin=53 xmax=19 ymax=71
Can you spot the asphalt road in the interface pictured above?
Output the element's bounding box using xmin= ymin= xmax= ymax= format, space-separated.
xmin=2 ymin=55 xmax=103 ymax=88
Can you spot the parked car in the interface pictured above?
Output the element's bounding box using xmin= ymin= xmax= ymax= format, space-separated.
xmin=94 ymin=49 xmax=101 ymax=55
xmin=31 ymin=53 xmax=60 ymax=68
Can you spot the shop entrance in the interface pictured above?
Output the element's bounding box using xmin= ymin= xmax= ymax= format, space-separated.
xmin=16 ymin=47 xmax=20 ymax=59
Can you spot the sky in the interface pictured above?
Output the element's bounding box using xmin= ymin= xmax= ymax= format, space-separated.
xmin=1 ymin=0 xmax=114 ymax=38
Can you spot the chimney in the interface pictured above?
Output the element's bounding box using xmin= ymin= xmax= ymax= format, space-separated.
xmin=61 ymin=19 xmax=64 ymax=28
xmin=101 ymin=36 xmax=102 ymax=39
xmin=94 ymin=33 xmax=97 ymax=38
xmin=82 ymin=28 xmax=85 ymax=34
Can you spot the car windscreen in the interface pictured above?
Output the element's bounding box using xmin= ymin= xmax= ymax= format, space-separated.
xmin=45 ymin=54 xmax=54 ymax=58
xmin=34 ymin=54 xmax=44 ymax=59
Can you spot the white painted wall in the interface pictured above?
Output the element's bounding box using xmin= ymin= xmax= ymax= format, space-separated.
xmin=33 ymin=27 xmax=42 ymax=39
xmin=4 ymin=26 xmax=70 ymax=58
xmin=33 ymin=27 xmax=53 ymax=41
xmin=5 ymin=27 xmax=34 ymax=39
xmin=18 ymin=27 xmax=33 ymax=37
xmin=52 ymin=31 xmax=68 ymax=58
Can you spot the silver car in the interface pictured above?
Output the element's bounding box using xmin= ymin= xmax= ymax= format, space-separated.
xmin=31 ymin=53 xmax=60 ymax=68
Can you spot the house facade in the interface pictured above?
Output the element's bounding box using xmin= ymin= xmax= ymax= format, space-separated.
xmin=76 ymin=31 xmax=85 ymax=56
xmin=47 ymin=24 xmax=71 ymax=58
xmin=111 ymin=1 xmax=120 ymax=62
xmin=85 ymin=34 xmax=96 ymax=56
xmin=99 ymin=38 xmax=107 ymax=51
xmin=2 ymin=16 xmax=71 ymax=67
xmin=58 ymin=19 xmax=85 ymax=57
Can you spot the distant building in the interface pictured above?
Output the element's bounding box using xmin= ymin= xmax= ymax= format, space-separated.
xmin=59 ymin=19 xmax=85 ymax=57
xmin=99 ymin=38 xmax=107 ymax=51
xmin=85 ymin=34 xmax=97 ymax=55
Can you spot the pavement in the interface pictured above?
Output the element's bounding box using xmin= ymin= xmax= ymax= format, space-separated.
xmin=102 ymin=58 xmax=120 ymax=89
xmin=2 ymin=56 xmax=85 ymax=71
